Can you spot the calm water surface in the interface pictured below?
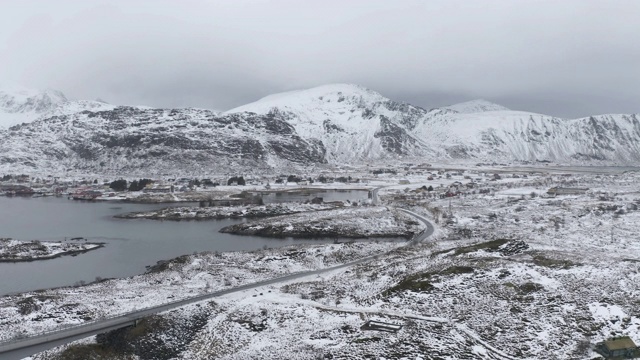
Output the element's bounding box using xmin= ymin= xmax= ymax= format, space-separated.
xmin=0 ymin=190 xmax=369 ymax=295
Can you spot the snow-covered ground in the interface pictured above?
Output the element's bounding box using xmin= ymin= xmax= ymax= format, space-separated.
xmin=0 ymin=241 xmax=397 ymax=342
xmin=4 ymin=168 xmax=640 ymax=359
xmin=174 ymin=170 xmax=640 ymax=359
xmin=0 ymin=238 xmax=102 ymax=262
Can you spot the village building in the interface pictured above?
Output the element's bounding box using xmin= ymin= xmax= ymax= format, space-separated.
xmin=596 ymin=336 xmax=639 ymax=359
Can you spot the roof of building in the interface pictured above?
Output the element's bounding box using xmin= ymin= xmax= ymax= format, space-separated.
xmin=604 ymin=336 xmax=637 ymax=351
xmin=548 ymin=187 xmax=589 ymax=191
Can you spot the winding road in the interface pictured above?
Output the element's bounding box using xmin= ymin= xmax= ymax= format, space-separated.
xmin=0 ymin=206 xmax=434 ymax=360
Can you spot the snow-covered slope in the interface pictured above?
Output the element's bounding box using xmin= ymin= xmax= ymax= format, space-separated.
xmin=230 ymin=85 xmax=640 ymax=164
xmin=412 ymin=107 xmax=640 ymax=163
xmin=45 ymin=99 xmax=117 ymax=118
xmin=227 ymin=84 xmax=433 ymax=162
xmin=0 ymin=87 xmax=115 ymax=128
xmin=0 ymin=87 xmax=68 ymax=128
xmin=0 ymin=107 xmax=326 ymax=174
xmin=444 ymin=99 xmax=510 ymax=113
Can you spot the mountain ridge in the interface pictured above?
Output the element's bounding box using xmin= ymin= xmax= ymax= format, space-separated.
xmin=0 ymin=84 xmax=638 ymax=174
xmin=444 ymin=99 xmax=511 ymax=113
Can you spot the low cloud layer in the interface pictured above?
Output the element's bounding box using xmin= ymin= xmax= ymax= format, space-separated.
xmin=1 ymin=0 xmax=638 ymax=117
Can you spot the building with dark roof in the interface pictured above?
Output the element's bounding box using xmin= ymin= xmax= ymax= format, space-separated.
xmin=596 ymin=336 xmax=639 ymax=359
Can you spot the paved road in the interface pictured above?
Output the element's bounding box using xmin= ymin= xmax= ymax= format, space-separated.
xmin=397 ymin=208 xmax=435 ymax=243
xmin=0 ymin=208 xmax=434 ymax=360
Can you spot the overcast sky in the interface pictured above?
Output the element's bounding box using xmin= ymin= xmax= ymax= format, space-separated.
xmin=1 ymin=0 xmax=638 ymax=117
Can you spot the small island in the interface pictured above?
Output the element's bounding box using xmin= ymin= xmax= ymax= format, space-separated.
xmin=0 ymin=238 xmax=103 ymax=262
xmin=219 ymin=206 xmax=424 ymax=239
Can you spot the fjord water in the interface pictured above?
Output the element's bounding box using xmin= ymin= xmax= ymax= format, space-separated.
xmin=0 ymin=190 xmax=368 ymax=295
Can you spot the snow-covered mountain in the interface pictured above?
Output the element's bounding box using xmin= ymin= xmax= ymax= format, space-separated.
xmin=0 ymin=87 xmax=115 ymax=128
xmin=0 ymin=87 xmax=67 ymax=128
xmin=227 ymin=84 xmax=433 ymax=162
xmin=0 ymin=107 xmax=325 ymax=174
xmin=229 ymin=85 xmax=640 ymax=164
xmin=411 ymin=108 xmax=640 ymax=163
xmin=1 ymin=83 xmax=639 ymax=174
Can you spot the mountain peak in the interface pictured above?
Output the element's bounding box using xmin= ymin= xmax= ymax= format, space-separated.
xmin=0 ymin=87 xmax=70 ymax=128
xmin=226 ymin=83 xmax=388 ymax=114
xmin=258 ymin=83 xmax=382 ymax=100
xmin=0 ymin=87 xmax=119 ymax=129
xmin=444 ymin=99 xmax=510 ymax=113
xmin=0 ymin=87 xmax=68 ymax=113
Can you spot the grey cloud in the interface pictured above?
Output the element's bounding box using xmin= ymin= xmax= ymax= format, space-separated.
xmin=1 ymin=0 xmax=638 ymax=117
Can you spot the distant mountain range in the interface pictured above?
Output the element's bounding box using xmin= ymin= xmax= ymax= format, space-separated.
xmin=1 ymin=84 xmax=639 ymax=174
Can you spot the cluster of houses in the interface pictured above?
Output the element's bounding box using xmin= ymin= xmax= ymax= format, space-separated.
xmin=0 ymin=173 xmax=348 ymax=200
xmin=0 ymin=175 xmax=67 ymax=196
xmin=1 ymin=168 xmax=593 ymax=205
xmin=0 ymin=172 xmax=368 ymax=200
xmin=391 ymin=169 xmax=593 ymax=203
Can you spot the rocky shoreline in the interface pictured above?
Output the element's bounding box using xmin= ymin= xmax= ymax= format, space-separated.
xmin=0 ymin=238 xmax=104 ymax=262
xmin=108 ymin=191 xmax=225 ymax=204
xmin=219 ymin=206 xmax=423 ymax=239
xmin=115 ymin=203 xmax=340 ymax=220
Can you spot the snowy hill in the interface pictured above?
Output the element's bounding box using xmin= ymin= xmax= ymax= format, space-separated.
xmin=0 ymin=87 xmax=115 ymax=128
xmin=411 ymin=109 xmax=565 ymax=160
xmin=0 ymin=107 xmax=325 ymax=174
xmin=411 ymin=108 xmax=640 ymax=163
xmin=227 ymin=84 xmax=433 ymax=162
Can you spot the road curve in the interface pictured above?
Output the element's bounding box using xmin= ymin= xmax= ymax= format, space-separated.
xmin=0 ymin=208 xmax=435 ymax=360
xmin=397 ymin=208 xmax=435 ymax=243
